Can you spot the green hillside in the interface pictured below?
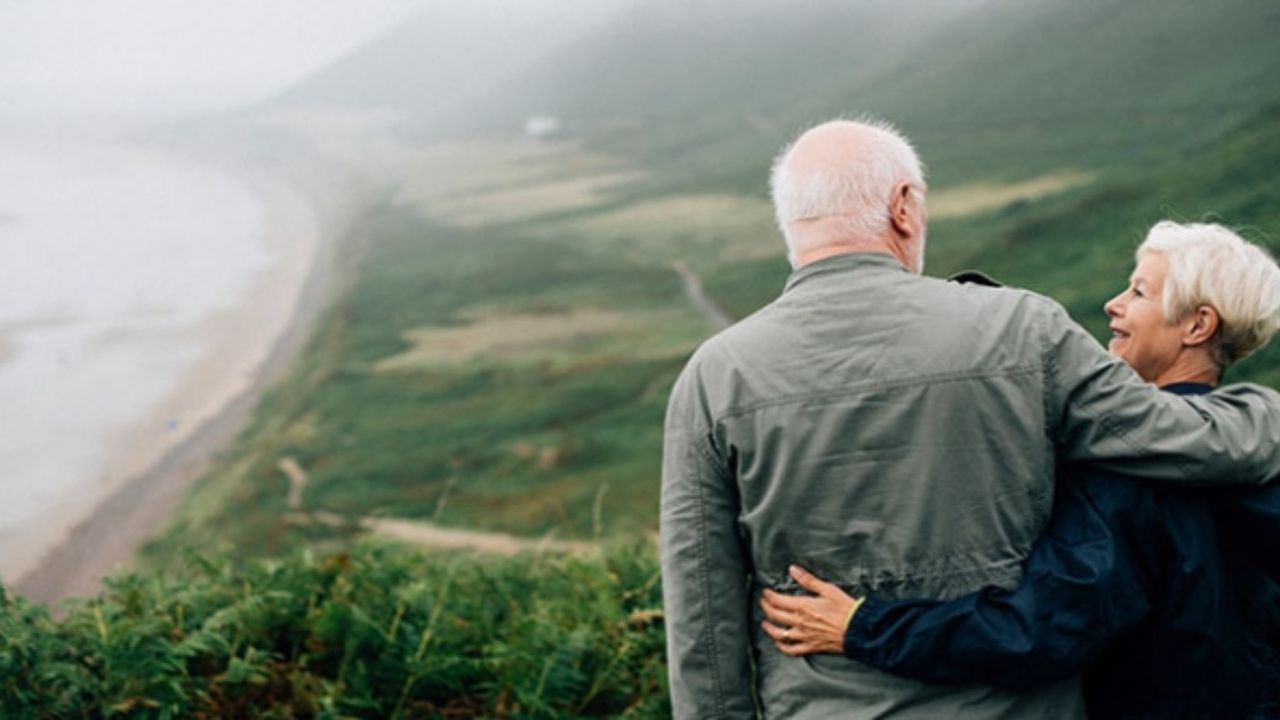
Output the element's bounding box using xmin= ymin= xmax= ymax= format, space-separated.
xmin=422 ymin=0 xmax=1280 ymax=192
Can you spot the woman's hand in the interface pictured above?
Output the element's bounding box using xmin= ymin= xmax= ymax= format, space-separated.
xmin=761 ymin=564 xmax=862 ymax=656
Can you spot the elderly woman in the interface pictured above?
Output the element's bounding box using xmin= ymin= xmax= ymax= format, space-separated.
xmin=761 ymin=221 xmax=1280 ymax=717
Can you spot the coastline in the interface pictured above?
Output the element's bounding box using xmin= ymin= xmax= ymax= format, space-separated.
xmin=13 ymin=170 xmax=350 ymax=605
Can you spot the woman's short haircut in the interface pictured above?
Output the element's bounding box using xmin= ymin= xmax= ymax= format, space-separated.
xmin=1138 ymin=221 xmax=1280 ymax=368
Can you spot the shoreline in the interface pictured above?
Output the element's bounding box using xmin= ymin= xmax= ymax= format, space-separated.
xmin=13 ymin=169 xmax=353 ymax=605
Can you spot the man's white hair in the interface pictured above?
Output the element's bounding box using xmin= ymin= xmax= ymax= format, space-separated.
xmin=1138 ymin=221 xmax=1280 ymax=368
xmin=769 ymin=117 xmax=926 ymax=260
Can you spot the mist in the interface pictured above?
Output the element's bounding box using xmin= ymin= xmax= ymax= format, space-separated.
xmin=0 ymin=0 xmax=634 ymax=125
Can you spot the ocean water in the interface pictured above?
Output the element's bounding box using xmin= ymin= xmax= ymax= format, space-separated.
xmin=0 ymin=135 xmax=276 ymax=579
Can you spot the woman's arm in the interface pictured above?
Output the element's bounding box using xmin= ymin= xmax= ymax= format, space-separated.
xmin=762 ymin=473 xmax=1163 ymax=689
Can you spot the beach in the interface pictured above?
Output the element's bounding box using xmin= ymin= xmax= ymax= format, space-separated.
xmin=0 ymin=136 xmax=348 ymax=603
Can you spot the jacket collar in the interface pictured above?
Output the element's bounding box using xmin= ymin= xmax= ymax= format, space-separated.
xmin=1160 ymin=382 xmax=1214 ymax=396
xmin=784 ymin=251 xmax=908 ymax=294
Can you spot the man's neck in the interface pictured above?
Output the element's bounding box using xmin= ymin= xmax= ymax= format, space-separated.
xmin=794 ymin=240 xmax=909 ymax=270
xmin=790 ymin=218 xmax=919 ymax=271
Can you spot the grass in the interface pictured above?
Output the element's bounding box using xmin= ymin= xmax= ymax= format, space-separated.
xmin=2 ymin=543 xmax=668 ymax=718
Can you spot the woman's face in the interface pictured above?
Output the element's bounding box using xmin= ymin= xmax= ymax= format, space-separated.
xmin=1104 ymin=252 xmax=1186 ymax=382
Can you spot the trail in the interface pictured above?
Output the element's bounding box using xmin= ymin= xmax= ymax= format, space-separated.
xmin=671 ymin=261 xmax=734 ymax=331
xmin=363 ymin=518 xmax=595 ymax=555
xmin=279 ymin=457 xmax=307 ymax=510
xmin=278 ymin=457 xmax=596 ymax=556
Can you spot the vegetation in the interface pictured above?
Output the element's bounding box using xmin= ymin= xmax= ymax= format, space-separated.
xmin=1 ymin=543 xmax=667 ymax=718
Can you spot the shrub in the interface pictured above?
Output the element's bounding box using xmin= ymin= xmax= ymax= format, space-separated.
xmin=0 ymin=543 xmax=668 ymax=718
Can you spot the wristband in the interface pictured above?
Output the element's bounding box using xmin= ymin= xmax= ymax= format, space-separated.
xmin=844 ymin=596 xmax=866 ymax=629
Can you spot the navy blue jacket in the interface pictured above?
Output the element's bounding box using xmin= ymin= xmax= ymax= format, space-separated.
xmin=843 ymin=383 xmax=1280 ymax=717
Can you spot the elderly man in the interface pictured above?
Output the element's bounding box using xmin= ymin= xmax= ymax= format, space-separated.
xmin=659 ymin=119 xmax=1280 ymax=718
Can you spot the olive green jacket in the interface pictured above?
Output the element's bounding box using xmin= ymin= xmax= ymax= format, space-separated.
xmin=660 ymin=252 xmax=1280 ymax=719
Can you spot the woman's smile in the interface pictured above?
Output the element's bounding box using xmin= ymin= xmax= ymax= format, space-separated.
xmin=1103 ymin=252 xmax=1184 ymax=383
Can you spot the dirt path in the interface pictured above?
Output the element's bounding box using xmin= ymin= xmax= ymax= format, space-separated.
xmin=278 ymin=457 xmax=596 ymax=556
xmin=672 ymin=260 xmax=734 ymax=331
xmin=363 ymin=517 xmax=595 ymax=555
xmin=278 ymin=457 xmax=308 ymax=510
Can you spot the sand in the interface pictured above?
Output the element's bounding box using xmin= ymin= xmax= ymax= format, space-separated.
xmin=13 ymin=172 xmax=345 ymax=604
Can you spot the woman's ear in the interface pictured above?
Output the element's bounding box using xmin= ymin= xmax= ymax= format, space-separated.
xmin=1182 ymin=305 xmax=1220 ymax=348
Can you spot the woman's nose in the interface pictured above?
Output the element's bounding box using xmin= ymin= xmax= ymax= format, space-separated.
xmin=1104 ymin=293 xmax=1123 ymax=318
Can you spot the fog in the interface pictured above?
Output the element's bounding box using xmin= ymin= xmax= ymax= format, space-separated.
xmin=0 ymin=0 xmax=633 ymax=123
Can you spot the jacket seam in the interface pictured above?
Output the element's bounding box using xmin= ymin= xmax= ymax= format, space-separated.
xmin=692 ymin=429 xmax=729 ymax=477
xmin=713 ymin=363 xmax=1042 ymax=424
xmin=1041 ymin=331 xmax=1055 ymax=448
xmin=691 ymin=442 xmax=728 ymax=716
xmin=759 ymin=553 xmax=1025 ymax=591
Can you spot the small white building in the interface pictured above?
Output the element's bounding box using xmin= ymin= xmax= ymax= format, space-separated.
xmin=524 ymin=114 xmax=564 ymax=141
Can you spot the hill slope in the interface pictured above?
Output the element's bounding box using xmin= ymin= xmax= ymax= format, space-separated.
xmin=275 ymin=0 xmax=1280 ymax=191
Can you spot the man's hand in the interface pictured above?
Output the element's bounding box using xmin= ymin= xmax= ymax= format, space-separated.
xmin=760 ymin=564 xmax=862 ymax=656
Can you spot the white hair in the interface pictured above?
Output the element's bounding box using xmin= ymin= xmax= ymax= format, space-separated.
xmin=1138 ymin=221 xmax=1280 ymax=368
xmin=770 ymin=117 xmax=926 ymax=261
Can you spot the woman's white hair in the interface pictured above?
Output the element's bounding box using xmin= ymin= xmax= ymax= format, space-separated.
xmin=770 ymin=118 xmax=926 ymax=259
xmin=1138 ymin=221 xmax=1280 ymax=368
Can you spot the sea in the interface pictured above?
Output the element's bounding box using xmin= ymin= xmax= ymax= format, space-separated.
xmin=0 ymin=131 xmax=282 ymax=582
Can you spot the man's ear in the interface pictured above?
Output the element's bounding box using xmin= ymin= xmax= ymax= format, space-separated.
xmin=1183 ymin=305 xmax=1220 ymax=348
xmin=888 ymin=182 xmax=913 ymax=237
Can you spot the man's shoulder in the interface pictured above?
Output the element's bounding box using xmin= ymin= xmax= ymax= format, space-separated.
xmin=685 ymin=301 xmax=782 ymax=361
xmin=921 ymin=269 xmax=1068 ymax=328
xmin=690 ymin=269 xmax=1069 ymax=363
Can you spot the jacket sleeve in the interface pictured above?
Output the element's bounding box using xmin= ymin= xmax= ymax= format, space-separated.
xmin=660 ymin=365 xmax=756 ymax=719
xmin=1041 ymin=299 xmax=1280 ymax=485
xmin=844 ymin=475 xmax=1157 ymax=689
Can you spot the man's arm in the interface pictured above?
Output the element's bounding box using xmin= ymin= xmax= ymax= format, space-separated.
xmin=1043 ymin=300 xmax=1280 ymax=484
xmin=839 ymin=473 xmax=1160 ymax=689
xmin=660 ymin=367 xmax=755 ymax=719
